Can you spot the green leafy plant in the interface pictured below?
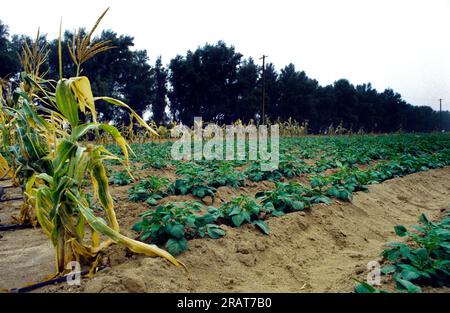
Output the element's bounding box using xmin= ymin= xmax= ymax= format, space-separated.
xmin=310 ymin=174 xmax=329 ymax=192
xmin=216 ymin=195 xmax=269 ymax=234
xmin=113 ymin=171 xmax=132 ymax=186
xmin=141 ymin=155 xmax=168 ymax=170
xmin=278 ymin=154 xmax=311 ymax=177
xmin=208 ymin=161 xmax=245 ymax=188
xmin=325 ymin=186 xmax=353 ymax=201
xmin=128 ymin=176 xmax=170 ymax=205
xmin=169 ymin=163 xmax=216 ymax=198
xmin=353 ymin=279 xmax=388 ymax=293
xmin=257 ymin=182 xmax=330 ymax=216
xmin=379 ymin=212 xmax=450 ymax=293
xmin=244 ymin=161 xmax=282 ymax=182
xmin=133 ymin=201 xmax=225 ymax=255
xmin=323 ymin=166 xmax=372 ymax=201
xmin=170 ymin=176 xmax=217 ymax=199
xmin=312 ymin=157 xmax=337 ymax=173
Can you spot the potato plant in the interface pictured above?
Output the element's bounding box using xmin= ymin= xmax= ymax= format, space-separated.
xmin=257 ymin=182 xmax=330 ymax=216
xmin=133 ymin=201 xmax=225 ymax=255
xmin=113 ymin=171 xmax=133 ymax=186
xmin=355 ymin=211 xmax=450 ymax=293
xmin=380 ymin=213 xmax=450 ymax=292
xmin=128 ymin=176 xmax=170 ymax=205
xmin=214 ymin=195 xmax=270 ymax=234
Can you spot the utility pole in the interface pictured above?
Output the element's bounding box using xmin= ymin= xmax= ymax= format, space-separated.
xmin=260 ymin=55 xmax=268 ymax=124
xmin=439 ymin=98 xmax=443 ymax=132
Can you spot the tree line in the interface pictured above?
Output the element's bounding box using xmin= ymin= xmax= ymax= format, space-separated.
xmin=1 ymin=20 xmax=448 ymax=133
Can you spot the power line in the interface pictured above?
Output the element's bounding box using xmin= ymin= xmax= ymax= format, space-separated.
xmin=260 ymin=55 xmax=268 ymax=124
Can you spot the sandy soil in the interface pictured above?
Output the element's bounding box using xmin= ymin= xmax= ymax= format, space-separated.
xmin=0 ymin=166 xmax=449 ymax=293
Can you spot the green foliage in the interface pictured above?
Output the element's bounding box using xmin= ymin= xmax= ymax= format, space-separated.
xmin=208 ymin=161 xmax=245 ymax=188
xmin=216 ymin=195 xmax=269 ymax=234
xmin=244 ymin=161 xmax=283 ymax=182
xmin=170 ymin=176 xmax=217 ymax=199
xmin=141 ymin=155 xmax=168 ymax=170
xmin=113 ymin=171 xmax=132 ymax=186
xmin=325 ymin=186 xmax=353 ymax=201
xmin=119 ymin=134 xmax=450 ymax=260
xmin=310 ymin=174 xmax=329 ymax=191
xmin=277 ymin=154 xmax=311 ymax=178
xmin=151 ymin=56 xmax=168 ymax=125
xmin=128 ymin=142 xmax=171 ymax=168
xmin=238 ymin=140 xmax=315 ymax=181
xmin=133 ymin=201 xmax=225 ymax=255
xmin=0 ymin=21 xmax=20 ymax=77
xmin=168 ymin=162 xmax=245 ymax=198
xmin=128 ymin=176 xmax=170 ymax=205
xmin=308 ymin=147 xmax=450 ymax=203
xmin=312 ymin=157 xmax=338 ymax=173
xmin=353 ymin=279 xmax=388 ymax=293
xmin=256 ymin=182 xmax=330 ymax=216
xmin=168 ymin=41 xmax=243 ymax=124
xmin=379 ymin=213 xmax=450 ymax=292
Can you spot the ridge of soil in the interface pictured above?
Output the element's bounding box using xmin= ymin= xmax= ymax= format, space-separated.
xmin=0 ymin=166 xmax=449 ymax=292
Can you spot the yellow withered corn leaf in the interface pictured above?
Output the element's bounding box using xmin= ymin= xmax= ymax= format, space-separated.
xmin=69 ymin=77 xmax=97 ymax=123
xmin=35 ymin=188 xmax=55 ymax=236
xmin=90 ymin=158 xmax=119 ymax=231
xmin=71 ymin=123 xmax=130 ymax=162
xmin=66 ymin=191 xmax=184 ymax=268
xmin=0 ymin=153 xmax=11 ymax=178
xmin=94 ymin=96 xmax=158 ymax=136
xmin=99 ymin=124 xmax=129 ymax=162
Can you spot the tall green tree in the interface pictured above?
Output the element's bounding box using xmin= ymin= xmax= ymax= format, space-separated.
xmin=277 ymin=63 xmax=318 ymax=122
xmin=0 ymin=20 xmax=19 ymax=78
xmin=150 ymin=56 xmax=168 ymax=125
xmin=262 ymin=63 xmax=280 ymax=120
xmin=168 ymin=41 xmax=242 ymax=125
xmin=332 ymin=79 xmax=358 ymax=131
xmin=235 ymin=57 xmax=259 ymax=122
xmin=355 ymin=83 xmax=379 ymax=132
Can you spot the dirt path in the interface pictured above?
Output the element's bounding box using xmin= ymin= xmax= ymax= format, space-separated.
xmin=0 ymin=167 xmax=449 ymax=292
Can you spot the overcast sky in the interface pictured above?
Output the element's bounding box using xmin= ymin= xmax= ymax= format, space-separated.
xmin=2 ymin=0 xmax=449 ymax=110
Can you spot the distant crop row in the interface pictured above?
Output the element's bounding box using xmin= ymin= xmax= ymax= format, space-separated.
xmin=120 ymin=134 xmax=450 ymax=255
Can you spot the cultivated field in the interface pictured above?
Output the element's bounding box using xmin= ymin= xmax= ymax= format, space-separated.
xmin=1 ymin=9 xmax=449 ymax=294
xmin=1 ymin=133 xmax=449 ymax=292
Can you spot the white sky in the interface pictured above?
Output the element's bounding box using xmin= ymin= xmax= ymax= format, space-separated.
xmin=2 ymin=0 xmax=449 ymax=110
